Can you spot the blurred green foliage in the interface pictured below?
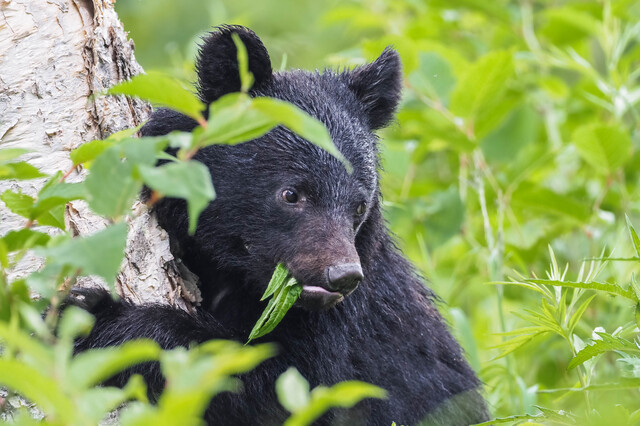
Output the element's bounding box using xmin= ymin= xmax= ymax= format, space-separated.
xmin=118 ymin=0 xmax=640 ymax=422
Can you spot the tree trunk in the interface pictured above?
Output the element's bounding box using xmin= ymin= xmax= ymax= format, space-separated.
xmin=0 ymin=0 xmax=199 ymax=309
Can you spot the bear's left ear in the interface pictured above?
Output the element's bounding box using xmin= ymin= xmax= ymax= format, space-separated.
xmin=345 ymin=48 xmax=403 ymax=130
xmin=196 ymin=25 xmax=273 ymax=103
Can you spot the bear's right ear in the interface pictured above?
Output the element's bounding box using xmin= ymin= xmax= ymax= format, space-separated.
xmin=345 ymin=48 xmax=403 ymax=130
xmin=196 ymin=25 xmax=272 ymax=103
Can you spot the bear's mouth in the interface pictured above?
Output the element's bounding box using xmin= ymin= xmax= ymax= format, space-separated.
xmin=298 ymin=285 xmax=344 ymax=311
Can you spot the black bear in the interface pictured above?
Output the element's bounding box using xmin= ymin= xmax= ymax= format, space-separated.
xmin=73 ymin=25 xmax=490 ymax=425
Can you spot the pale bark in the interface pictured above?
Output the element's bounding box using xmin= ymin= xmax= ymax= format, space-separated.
xmin=0 ymin=0 xmax=199 ymax=309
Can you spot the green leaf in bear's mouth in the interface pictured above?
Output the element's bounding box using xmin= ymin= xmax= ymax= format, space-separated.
xmin=247 ymin=264 xmax=303 ymax=343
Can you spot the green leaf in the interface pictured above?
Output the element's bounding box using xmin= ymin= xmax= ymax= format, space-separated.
xmin=572 ymin=123 xmax=632 ymax=174
xmin=29 ymin=179 xmax=87 ymax=229
xmin=252 ymin=97 xmax=352 ymax=173
xmin=567 ymin=294 xmax=596 ymax=335
xmin=70 ymin=139 xmax=114 ymax=166
xmin=540 ymin=7 xmax=601 ymax=45
xmin=284 ymin=381 xmax=386 ymax=426
xmin=529 ymin=279 xmax=637 ymax=301
xmin=0 ymin=162 xmax=46 ymax=180
xmin=34 ymin=204 xmax=66 ymax=229
xmin=0 ymin=189 xmax=34 ymax=218
xmin=200 ymin=93 xmax=277 ymax=146
xmin=538 ymin=379 xmax=640 ymax=393
xmin=71 ymin=125 xmax=147 ymax=166
xmin=57 ymin=305 xmax=95 ymax=341
xmin=490 ymin=329 xmax=549 ymax=359
xmin=421 ymin=187 xmax=465 ymax=247
xmin=121 ymin=137 xmax=168 ymax=165
xmin=33 ymin=182 xmax=86 ymax=216
xmin=232 ymin=33 xmax=254 ymax=93
xmin=247 ymin=264 xmax=303 ymax=343
xmin=69 ymin=340 xmax=161 ymax=388
xmin=108 ymin=71 xmax=205 ymax=121
xmin=474 ymin=407 xmax=579 ymax=426
xmin=409 ymin=52 xmax=456 ymax=102
xmin=199 ymin=95 xmax=351 ymax=172
xmin=626 ymin=215 xmax=640 ymax=259
xmin=0 ymin=322 xmax=54 ymax=370
xmin=26 ymin=263 xmax=72 ymax=299
xmin=76 ymin=378 xmax=148 ymax=425
xmin=568 ymin=332 xmax=640 ymax=369
xmin=248 ymin=285 xmax=287 ymax=342
xmin=36 ymin=223 xmax=128 ymax=286
xmin=481 ymin=106 xmax=540 ymax=163
xmin=84 ymin=146 xmax=140 ymax=218
xmin=0 ymin=359 xmax=74 ymax=423
xmin=511 ymin=184 xmax=591 ymax=224
xmin=276 ymin=367 xmax=311 ymax=413
xmin=0 ymin=148 xmax=29 ymax=164
xmin=82 ymin=136 xmax=165 ymax=219
xmin=261 ymin=263 xmax=290 ymax=301
xmin=138 ymin=161 xmax=215 ymax=234
xmin=450 ymin=50 xmax=514 ymax=119
xmin=0 ymin=148 xmax=29 ymax=163
xmin=0 ymin=229 xmax=51 ymax=252
xmin=262 ymin=285 xmax=301 ymax=338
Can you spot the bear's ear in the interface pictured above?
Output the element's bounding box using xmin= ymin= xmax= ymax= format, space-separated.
xmin=345 ymin=48 xmax=403 ymax=130
xmin=196 ymin=25 xmax=272 ymax=103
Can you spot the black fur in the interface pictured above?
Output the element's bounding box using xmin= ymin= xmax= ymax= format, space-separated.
xmin=74 ymin=25 xmax=489 ymax=425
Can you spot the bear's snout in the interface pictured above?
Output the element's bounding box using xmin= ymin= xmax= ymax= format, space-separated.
xmin=326 ymin=263 xmax=363 ymax=295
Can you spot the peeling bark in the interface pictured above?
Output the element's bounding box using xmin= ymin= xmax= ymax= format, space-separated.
xmin=0 ymin=0 xmax=198 ymax=309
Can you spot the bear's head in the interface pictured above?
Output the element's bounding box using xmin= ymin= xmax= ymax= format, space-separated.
xmin=151 ymin=26 xmax=402 ymax=311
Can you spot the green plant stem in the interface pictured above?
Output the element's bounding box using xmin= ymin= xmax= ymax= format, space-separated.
xmin=473 ymin=150 xmax=518 ymax=411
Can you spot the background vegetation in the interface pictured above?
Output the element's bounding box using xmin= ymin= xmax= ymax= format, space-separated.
xmin=1 ymin=0 xmax=640 ymax=424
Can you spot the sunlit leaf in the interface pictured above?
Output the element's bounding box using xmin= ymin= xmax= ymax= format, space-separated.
xmin=450 ymin=50 xmax=514 ymax=119
xmin=0 ymin=189 xmax=34 ymax=218
xmin=568 ymin=332 xmax=640 ymax=369
xmin=83 ymin=146 xmax=140 ymax=218
xmin=70 ymin=340 xmax=162 ymax=388
xmin=0 ymin=162 xmax=46 ymax=180
xmin=0 ymin=148 xmax=29 ymax=163
xmin=277 ymin=367 xmax=311 ymax=413
xmin=284 ymin=381 xmax=386 ymax=426
xmin=0 ymin=359 xmax=74 ymax=423
xmin=138 ymin=161 xmax=215 ymax=234
xmin=70 ymin=139 xmax=114 ymax=166
xmin=409 ymin=52 xmax=456 ymax=102
xmin=36 ymin=223 xmax=128 ymax=286
xmin=530 ymin=279 xmax=637 ymax=301
xmin=57 ymin=305 xmax=95 ymax=341
xmin=108 ymin=71 xmax=205 ymax=121
xmin=232 ymin=33 xmax=254 ymax=93
xmin=76 ymin=376 xmax=148 ymax=425
xmin=626 ymin=215 xmax=640 ymax=259
xmin=567 ymin=294 xmax=596 ymax=335
xmin=572 ymin=123 xmax=632 ymax=174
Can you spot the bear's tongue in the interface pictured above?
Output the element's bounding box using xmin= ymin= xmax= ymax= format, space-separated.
xmin=299 ymin=285 xmax=344 ymax=310
xmin=302 ymin=285 xmax=335 ymax=295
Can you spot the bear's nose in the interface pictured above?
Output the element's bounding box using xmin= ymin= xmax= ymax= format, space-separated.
xmin=326 ymin=263 xmax=363 ymax=295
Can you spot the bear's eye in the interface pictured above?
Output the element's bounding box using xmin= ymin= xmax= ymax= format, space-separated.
xmin=356 ymin=202 xmax=367 ymax=216
xmin=281 ymin=189 xmax=299 ymax=204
